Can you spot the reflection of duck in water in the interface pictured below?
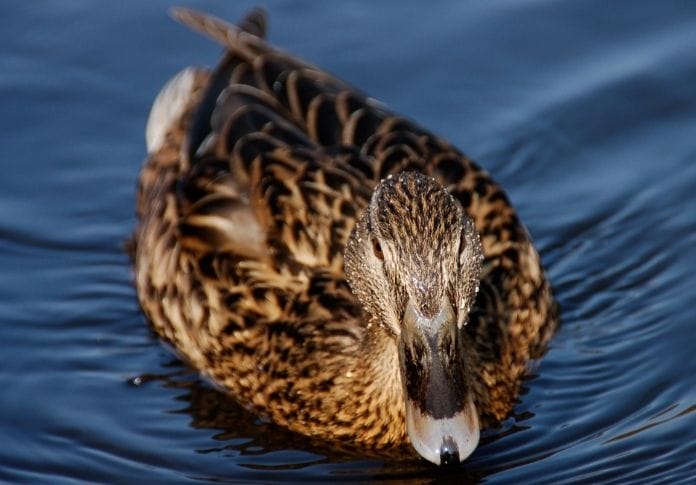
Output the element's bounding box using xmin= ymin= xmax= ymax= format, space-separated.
xmin=133 ymin=8 xmax=558 ymax=465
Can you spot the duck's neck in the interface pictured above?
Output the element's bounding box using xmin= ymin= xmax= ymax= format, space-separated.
xmin=342 ymin=322 xmax=408 ymax=446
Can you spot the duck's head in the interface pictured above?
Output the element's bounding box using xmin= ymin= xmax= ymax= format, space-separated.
xmin=345 ymin=171 xmax=483 ymax=466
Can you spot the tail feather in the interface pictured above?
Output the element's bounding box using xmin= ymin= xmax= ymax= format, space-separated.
xmin=237 ymin=7 xmax=267 ymax=38
xmin=170 ymin=7 xmax=269 ymax=61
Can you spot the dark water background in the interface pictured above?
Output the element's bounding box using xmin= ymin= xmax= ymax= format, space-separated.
xmin=1 ymin=1 xmax=695 ymax=482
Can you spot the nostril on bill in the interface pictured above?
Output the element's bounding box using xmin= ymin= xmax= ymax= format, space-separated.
xmin=439 ymin=436 xmax=460 ymax=466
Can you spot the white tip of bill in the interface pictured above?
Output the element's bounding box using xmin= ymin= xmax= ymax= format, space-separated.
xmin=405 ymin=394 xmax=480 ymax=466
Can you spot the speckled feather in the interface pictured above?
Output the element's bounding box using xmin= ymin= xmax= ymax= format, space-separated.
xmin=134 ymin=8 xmax=557 ymax=454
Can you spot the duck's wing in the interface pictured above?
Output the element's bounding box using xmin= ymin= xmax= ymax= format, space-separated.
xmin=168 ymin=9 xmax=369 ymax=272
xmin=173 ymin=8 xmax=470 ymax=176
xmin=164 ymin=9 xmax=525 ymax=273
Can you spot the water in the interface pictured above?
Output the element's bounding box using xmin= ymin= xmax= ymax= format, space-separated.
xmin=1 ymin=1 xmax=695 ymax=482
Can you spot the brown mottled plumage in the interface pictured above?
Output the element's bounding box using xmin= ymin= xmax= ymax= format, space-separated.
xmin=134 ymin=8 xmax=557 ymax=461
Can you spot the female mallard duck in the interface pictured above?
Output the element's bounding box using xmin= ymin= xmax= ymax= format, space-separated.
xmin=135 ymin=8 xmax=557 ymax=465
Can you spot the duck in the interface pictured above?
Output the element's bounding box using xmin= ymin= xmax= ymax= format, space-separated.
xmin=134 ymin=7 xmax=558 ymax=466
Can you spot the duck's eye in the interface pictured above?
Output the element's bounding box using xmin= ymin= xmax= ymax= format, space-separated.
xmin=372 ymin=238 xmax=384 ymax=260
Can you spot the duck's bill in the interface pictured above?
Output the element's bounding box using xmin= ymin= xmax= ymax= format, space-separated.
xmin=399 ymin=298 xmax=480 ymax=465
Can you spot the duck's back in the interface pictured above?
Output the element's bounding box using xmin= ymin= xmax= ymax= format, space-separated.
xmin=134 ymin=8 xmax=557 ymax=448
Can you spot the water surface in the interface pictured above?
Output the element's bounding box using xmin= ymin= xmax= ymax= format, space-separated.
xmin=1 ymin=1 xmax=695 ymax=482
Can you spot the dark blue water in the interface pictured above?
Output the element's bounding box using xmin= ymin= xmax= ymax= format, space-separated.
xmin=1 ymin=1 xmax=695 ymax=482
